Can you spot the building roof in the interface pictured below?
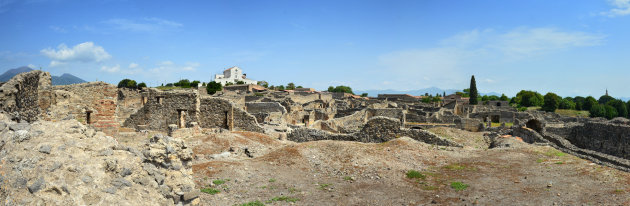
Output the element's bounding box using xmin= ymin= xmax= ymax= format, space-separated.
xmin=223 ymin=66 xmax=239 ymax=72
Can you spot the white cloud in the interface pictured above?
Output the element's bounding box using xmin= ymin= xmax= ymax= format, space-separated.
xmin=103 ymin=17 xmax=183 ymax=32
xmin=129 ymin=63 xmax=139 ymax=69
xmin=376 ymin=27 xmax=604 ymax=89
xmin=150 ymin=61 xmax=199 ymax=73
xmin=41 ymin=42 xmax=111 ymax=67
xmin=101 ymin=65 xmax=120 ymax=73
xmin=602 ymin=0 xmax=630 ymax=17
xmin=27 ymin=64 xmax=36 ymax=69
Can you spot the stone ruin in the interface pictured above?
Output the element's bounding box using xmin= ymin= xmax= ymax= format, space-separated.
xmin=1 ymin=70 xmax=630 ymax=204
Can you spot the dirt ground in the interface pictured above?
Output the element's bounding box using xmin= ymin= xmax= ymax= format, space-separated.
xmin=186 ymin=127 xmax=630 ymax=206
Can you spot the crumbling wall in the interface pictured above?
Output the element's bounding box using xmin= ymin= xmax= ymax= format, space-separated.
xmin=566 ymin=122 xmax=630 ymax=159
xmin=0 ymin=70 xmax=52 ymax=122
xmin=245 ymin=102 xmax=287 ymax=124
xmin=198 ymin=97 xmax=263 ymax=133
xmin=52 ymin=82 xmax=120 ymax=135
xmin=289 ymin=116 xmax=460 ymax=147
xmin=116 ymin=88 xmax=144 ymax=125
xmin=125 ymin=89 xmax=199 ymax=132
xmin=366 ymin=108 xmax=404 ymax=122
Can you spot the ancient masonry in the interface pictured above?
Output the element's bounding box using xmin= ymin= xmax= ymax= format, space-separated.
xmin=1 ymin=70 xmax=629 ymax=171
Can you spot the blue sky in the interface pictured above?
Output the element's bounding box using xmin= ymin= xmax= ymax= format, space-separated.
xmin=1 ymin=0 xmax=629 ymax=97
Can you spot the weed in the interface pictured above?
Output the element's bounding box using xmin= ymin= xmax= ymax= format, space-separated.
xmin=288 ymin=187 xmax=298 ymax=193
xmin=200 ymin=187 xmax=220 ymax=195
xmin=269 ymin=196 xmax=299 ymax=203
xmin=318 ymin=183 xmax=331 ymax=190
xmin=406 ymin=170 xmax=426 ymax=179
xmin=343 ymin=176 xmax=353 ymax=181
xmin=213 ymin=179 xmax=226 ymax=185
xmin=450 ymin=181 xmax=469 ymax=191
xmin=444 ymin=163 xmax=476 ymax=171
xmin=238 ymin=200 xmax=265 ymax=206
xmin=614 ymin=189 xmax=625 ymax=194
xmin=543 ymin=149 xmax=566 ymax=157
xmin=268 ymin=178 xmax=276 ymax=183
xmin=536 ymin=159 xmax=544 ymax=163
xmin=555 ymin=161 xmax=564 ymax=165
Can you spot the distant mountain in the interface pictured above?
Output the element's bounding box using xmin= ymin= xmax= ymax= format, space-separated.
xmin=52 ymin=73 xmax=86 ymax=85
xmin=0 ymin=66 xmax=33 ymax=82
xmin=355 ymin=87 xmax=502 ymax=98
xmin=0 ymin=66 xmax=86 ymax=85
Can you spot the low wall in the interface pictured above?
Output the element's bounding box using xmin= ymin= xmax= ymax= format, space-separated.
xmin=0 ymin=70 xmax=52 ymax=122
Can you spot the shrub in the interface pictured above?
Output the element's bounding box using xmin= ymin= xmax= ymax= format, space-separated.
xmin=450 ymin=181 xmax=469 ymax=191
xmin=117 ymin=79 xmax=137 ymax=89
xmin=200 ymin=188 xmax=220 ymax=194
xmin=405 ymin=170 xmax=426 ymax=179
xmin=327 ymin=85 xmax=354 ymax=94
xmin=206 ymin=81 xmax=222 ymax=95
xmin=542 ymin=92 xmax=560 ymax=112
xmin=137 ymin=82 xmax=147 ymax=88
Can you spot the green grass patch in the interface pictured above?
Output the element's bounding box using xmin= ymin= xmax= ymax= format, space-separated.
xmin=543 ymin=149 xmax=567 ymax=157
xmin=343 ymin=176 xmax=353 ymax=181
xmin=288 ymin=187 xmax=298 ymax=193
xmin=213 ymin=179 xmax=227 ymax=185
xmin=555 ymin=161 xmax=564 ymax=165
xmin=536 ymin=159 xmax=545 ymax=163
xmin=450 ymin=181 xmax=469 ymax=191
xmin=267 ymin=196 xmax=299 ymax=203
xmin=318 ymin=183 xmax=331 ymax=190
xmin=614 ymin=189 xmax=626 ymax=194
xmin=490 ymin=122 xmax=514 ymax=127
xmin=443 ymin=163 xmax=476 ymax=171
xmin=238 ymin=200 xmax=265 ymax=206
xmin=555 ymin=109 xmax=590 ymax=118
xmin=200 ymin=187 xmax=220 ymax=195
xmin=406 ymin=170 xmax=427 ymax=179
xmin=268 ymin=178 xmax=276 ymax=183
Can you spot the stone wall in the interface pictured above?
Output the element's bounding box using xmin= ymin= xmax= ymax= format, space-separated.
xmin=0 ymin=70 xmax=52 ymax=122
xmin=564 ymin=121 xmax=630 ymax=159
xmin=366 ymin=108 xmax=404 ymax=122
xmin=116 ymin=88 xmax=144 ymax=125
xmin=53 ymin=82 xmax=120 ymax=135
xmin=125 ymin=89 xmax=199 ymax=132
xmin=289 ymin=116 xmax=460 ymax=147
xmin=245 ymin=102 xmax=287 ymax=124
xmin=198 ymin=97 xmax=263 ymax=133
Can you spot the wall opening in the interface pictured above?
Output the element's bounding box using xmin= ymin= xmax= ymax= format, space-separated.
xmin=177 ymin=109 xmax=187 ymax=128
xmin=496 ymin=102 xmax=502 ymax=107
xmin=86 ymin=111 xmax=93 ymax=124
xmin=526 ymin=119 xmax=543 ymax=133
xmin=491 ymin=115 xmax=501 ymax=123
xmin=142 ymin=97 xmax=148 ymax=105
xmin=156 ymin=96 xmax=163 ymax=104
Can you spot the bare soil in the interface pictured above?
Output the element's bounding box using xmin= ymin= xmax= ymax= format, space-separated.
xmin=188 ymin=127 xmax=630 ymax=205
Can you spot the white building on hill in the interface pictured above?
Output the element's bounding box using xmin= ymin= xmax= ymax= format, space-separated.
xmin=213 ymin=66 xmax=258 ymax=86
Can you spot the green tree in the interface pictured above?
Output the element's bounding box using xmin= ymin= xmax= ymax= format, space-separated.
xmin=573 ymin=96 xmax=585 ymax=110
xmin=598 ymin=95 xmax=615 ymax=105
xmin=607 ymin=99 xmax=628 ymax=118
xmin=500 ymin=94 xmax=509 ymax=101
xmin=481 ymin=95 xmax=489 ymax=102
xmin=236 ymin=80 xmax=245 ymax=85
xmin=174 ymin=79 xmax=191 ymax=88
xmin=206 ymin=81 xmax=222 ymax=94
xmin=277 ymin=85 xmax=285 ymax=90
xmin=257 ymin=81 xmax=269 ymax=88
xmin=165 ymin=83 xmax=174 ymax=87
xmin=329 ymin=85 xmax=354 ymax=94
xmin=117 ymin=79 xmax=135 ymax=88
xmin=225 ymin=82 xmax=234 ymax=86
xmin=286 ymin=82 xmax=296 ymax=90
xmin=327 ymin=86 xmax=334 ymax=92
xmin=558 ymin=97 xmax=576 ymax=110
xmin=297 ymin=86 xmax=303 ymax=88
xmin=542 ymin=92 xmax=560 ymax=112
xmin=515 ymin=90 xmax=544 ymax=107
xmin=583 ymin=96 xmax=598 ymax=111
xmin=137 ymin=82 xmax=147 ymax=88
xmin=361 ymin=93 xmax=368 ymax=97
xmin=604 ymin=105 xmax=618 ymax=119
xmin=469 ymin=75 xmax=478 ymax=105
xmin=190 ymin=80 xmax=201 ymax=88
xmin=590 ymin=104 xmax=606 ymax=118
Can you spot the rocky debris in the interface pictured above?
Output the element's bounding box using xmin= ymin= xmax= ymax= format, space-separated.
xmin=0 ymin=112 xmax=199 ymax=205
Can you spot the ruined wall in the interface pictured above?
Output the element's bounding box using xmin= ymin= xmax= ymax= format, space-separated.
xmin=288 ymin=116 xmax=460 ymax=147
xmin=0 ymin=70 xmax=52 ymax=122
xmin=566 ymin=122 xmax=630 ymax=159
xmin=125 ymin=89 xmax=199 ymax=132
xmin=53 ymin=82 xmax=120 ymax=135
xmin=245 ymin=102 xmax=286 ymax=124
xmin=116 ymin=88 xmax=144 ymax=125
xmin=366 ymin=108 xmax=404 ymax=122
xmin=198 ymin=97 xmax=263 ymax=133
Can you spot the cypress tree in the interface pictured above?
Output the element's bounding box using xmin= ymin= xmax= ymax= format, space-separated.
xmin=469 ymin=75 xmax=478 ymax=105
